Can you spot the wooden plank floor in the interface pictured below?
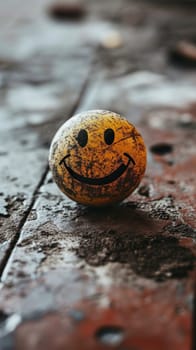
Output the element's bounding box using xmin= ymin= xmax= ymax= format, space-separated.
xmin=0 ymin=1 xmax=195 ymax=349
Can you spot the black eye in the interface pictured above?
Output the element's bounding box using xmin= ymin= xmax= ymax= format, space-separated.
xmin=104 ymin=128 xmax=115 ymax=145
xmin=77 ymin=129 xmax=88 ymax=147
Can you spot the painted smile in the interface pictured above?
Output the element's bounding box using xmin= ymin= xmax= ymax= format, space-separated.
xmin=59 ymin=153 xmax=135 ymax=186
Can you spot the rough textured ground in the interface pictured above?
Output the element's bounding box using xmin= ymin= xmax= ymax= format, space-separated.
xmin=0 ymin=1 xmax=195 ymax=349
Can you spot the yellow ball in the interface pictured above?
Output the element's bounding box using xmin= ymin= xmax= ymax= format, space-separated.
xmin=49 ymin=110 xmax=146 ymax=206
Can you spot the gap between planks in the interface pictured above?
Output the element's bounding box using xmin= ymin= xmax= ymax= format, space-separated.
xmin=0 ymin=65 xmax=93 ymax=284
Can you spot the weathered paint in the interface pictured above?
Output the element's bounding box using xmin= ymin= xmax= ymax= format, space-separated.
xmin=49 ymin=110 xmax=146 ymax=206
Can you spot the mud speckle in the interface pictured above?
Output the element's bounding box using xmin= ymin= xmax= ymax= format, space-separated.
xmin=95 ymin=325 xmax=124 ymax=346
xmin=138 ymin=184 xmax=150 ymax=197
xmin=48 ymin=2 xmax=85 ymax=22
xmin=150 ymin=143 xmax=173 ymax=155
xmin=164 ymin=223 xmax=196 ymax=238
xmin=0 ymin=310 xmax=8 ymax=324
xmin=75 ymin=232 xmax=195 ymax=281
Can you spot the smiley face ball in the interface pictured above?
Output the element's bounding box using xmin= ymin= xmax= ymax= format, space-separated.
xmin=49 ymin=110 xmax=146 ymax=206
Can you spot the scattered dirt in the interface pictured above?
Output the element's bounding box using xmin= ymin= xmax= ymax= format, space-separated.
xmin=75 ymin=231 xmax=195 ymax=281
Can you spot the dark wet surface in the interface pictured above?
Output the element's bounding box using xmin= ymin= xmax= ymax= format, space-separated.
xmin=75 ymin=232 xmax=195 ymax=281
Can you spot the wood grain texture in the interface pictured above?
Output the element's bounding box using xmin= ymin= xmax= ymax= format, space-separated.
xmin=0 ymin=1 xmax=195 ymax=349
